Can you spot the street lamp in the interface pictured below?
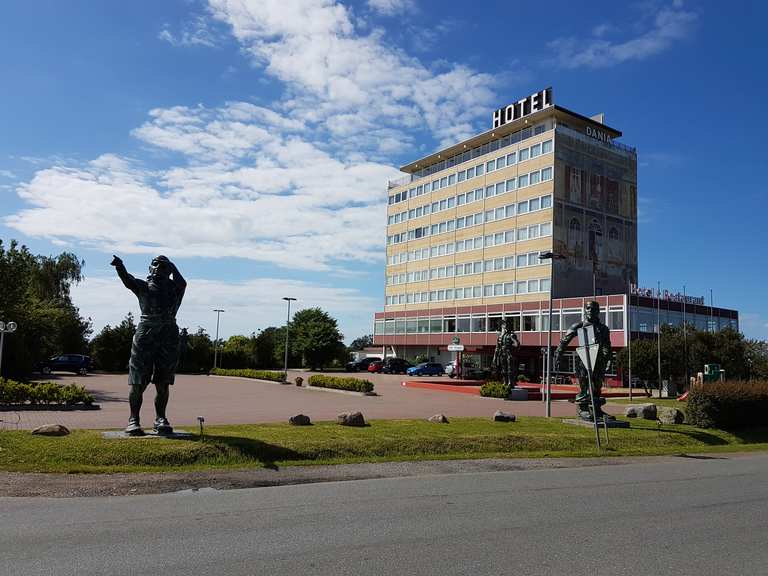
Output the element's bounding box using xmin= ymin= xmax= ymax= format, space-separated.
xmin=282 ymin=297 xmax=296 ymax=382
xmin=538 ymin=251 xmax=565 ymax=417
xmin=0 ymin=321 xmax=18 ymax=377
xmin=212 ymin=309 xmax=225 ymax=370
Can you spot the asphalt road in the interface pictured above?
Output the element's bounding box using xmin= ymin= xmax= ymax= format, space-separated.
xmin=3 ymin=453 xmax=768 ymax=575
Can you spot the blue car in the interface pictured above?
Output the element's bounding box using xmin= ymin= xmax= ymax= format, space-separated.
xmin=406 ymin=362 xmax=444 ymax=377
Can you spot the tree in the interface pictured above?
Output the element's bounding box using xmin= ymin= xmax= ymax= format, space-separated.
xmin=254 ymin=326 xmax=283 ymax=369
xmin=178 ymin=327 xmax=214 ymax=373
xmin=0 ymin=239 xmax=91 ymax=379
xmin=220 ymin=334 xmax=258 ymax=369
xmin=745 ymin=339 xmax=768 ymax=381
xmin=349 ymin=334 xmax=373 ymax=351
xmin=289 ymin=308 xmax=344 ymax=370
xmin=90 ymin=313 xmax=136 ymax=372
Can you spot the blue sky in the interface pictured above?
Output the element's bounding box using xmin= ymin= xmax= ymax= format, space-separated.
xmin=1 ymin=0 xmax=766 ymax=341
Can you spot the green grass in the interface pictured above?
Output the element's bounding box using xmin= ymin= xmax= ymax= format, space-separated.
xmin=608 ymin=397 xmax=685 ymax=409
xmin=2 ymin=417 xmax=768 ymax=474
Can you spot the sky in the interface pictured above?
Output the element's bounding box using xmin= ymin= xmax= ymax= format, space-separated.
xmin=1 ymin=0 xmax=766 ymax=342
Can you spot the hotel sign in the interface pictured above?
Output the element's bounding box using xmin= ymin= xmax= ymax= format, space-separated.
xmin=492 ymin=87 xmax=553 ymax=129
xmin=631 ymin=284 xmax=705 ymax=306
xmin=586 ymin=125 xmax=613 ymax=144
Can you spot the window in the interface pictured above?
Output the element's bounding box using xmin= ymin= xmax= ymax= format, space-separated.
xmin=440 ymin=177 xmax=447 ymax=188
xmin=519 ymin=148 xmax=530 ymax=162
xmin=541 ymin=278 xmax=551 ymax=292
xmin=541 ymin=222 xmax=552 ymax=236
xmin=530 ymin=171 xmax=540 ymax=185
xmin=517 ymin=254 xmax=527 ymax=267
xmin=448 ymin=174 xmax=455 ymax=185
xmin=496 ymin=156 xmax=506 ymax=169
xmin=485 ymin=185 xmax=494 ymax=198
xmin=504 ymin=282 xmax=514 ymax=295
xmin=507 ymin=152 xmax=516 ymax=165
xmin=609 ymin=310 xmax=624 ymax=330
xmin=457 ymin=194 xmax=465 ymax=206
xmin=528 ymin=279 xmax=539 ymax=292
xmin=541 ymin=194 xmax=552 ymax=208
xmin=504 ymin=230 xmax=515 ymax=243
xmin=528 ymin=253 xmax=539 ymax=266
xmin=488 ymin=316 xmax=503 ymax=332
xmin=466 ymin=167 xmax=474 ymax=179
xmin=518 ymin=200 xmax=529 ymax=214
xmin=506 ymin=178 xmax=516 ymax=192
xmin=516 ymin=281 xmax=527 ymax=294
xmin=496 ymin=182 xmax=505 ymax=196
xmin=530 ymin=143 xmax=541 ymax=158
xmin=458 ymin=171 xmax=466 ymax=182
xmin=517 ymin=228 xmax=528 ymax=241
xmin=523 ymin=314 xmax=538 ymax=331
xmin=486 ymin=160 xmax=495 ymax=172
xmin=484 ymin=285 xmax=493 ymax=297
xmin=542 ymin=140 xmax=553 ymax=154
xmin=529 ymin=197 xmax=540 ymax=211
xmin=541 ymin=167 xmax=553 ymax=181
xmin=475 ymin=164 xmax=484 ymax=176
xmin=518 ymin=173 xmax=529 ymax=187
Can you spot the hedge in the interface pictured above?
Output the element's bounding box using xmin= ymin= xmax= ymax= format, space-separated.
xmin=0 ymin=378 xmax=94 ymax=406
xmin=308 ymin=375 xmax=374 ymax=393
xmin=686 ymin=380 xmax=768 ymax=429
xmin=209 ymin=368 xmax=286 ymax=382
xmin=480 ymin=381 xmax=510 ymax=398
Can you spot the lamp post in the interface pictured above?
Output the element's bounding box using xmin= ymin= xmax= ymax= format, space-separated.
xmin=282 ymin=297 xmax=296 ymax=381
xmin=212 ymin=309 xmax=225 ymax=370
xmin=0 ymin=321 xmax=18 ymax=377
xmin=538 ymin=251 xmax=565 ymax=417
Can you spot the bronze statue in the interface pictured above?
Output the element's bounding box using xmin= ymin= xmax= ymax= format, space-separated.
xmin=492 ymin=316 xmax=520 ymax=388
xmin=553 ymin=300 xmax=613 ymax=421
xmin=111 ymin=255 xmax=186 ymax=436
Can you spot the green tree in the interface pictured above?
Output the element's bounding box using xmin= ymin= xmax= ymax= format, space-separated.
xmin=745 ymin=339 xmax=768 ymax=380
xmin=220 ymin=334 xmax=258 ymax=369
xmin=254 ymin=326 xmax=282 ymax=369
xmin=178 ymin=327 xmax=214 ymax=373
xmin=289 ymin=308 xmax=344 ymax=370
xmin=0 ymin=239 xmax=91 ymax=378
xmin=349 ymin=334 xmax=373 ymax=351
xmin=90 ymin=313 xmax=136 ymax=372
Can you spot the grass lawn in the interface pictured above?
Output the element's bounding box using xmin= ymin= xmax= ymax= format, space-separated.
xmin=2 ymin=417 xmax=767 ymax=474
xmin=607 ymin=398 xmax=686 ymax=409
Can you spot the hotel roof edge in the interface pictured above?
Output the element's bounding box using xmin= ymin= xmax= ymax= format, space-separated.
xmin=399 ymin=104 xmax=623 ymax=174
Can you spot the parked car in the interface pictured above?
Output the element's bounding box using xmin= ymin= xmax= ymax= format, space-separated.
xmin=367 ymin=360 xmax=385 ymax=373
xmin=380 ymin=358 xmax=412 ymax=374
xmin=37 ymin=354 xmax=91 ymax=376
xmin=345 ymin=357 xmax=381 ymax=372
xmin=406 ymin=362 xmax=444 ymax=377
xmin=445 ymin=361 xmax=490 ymax=380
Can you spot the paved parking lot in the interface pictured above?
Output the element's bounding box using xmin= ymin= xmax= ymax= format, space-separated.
xmin=5 ymin=371 xmax=593 ymax=430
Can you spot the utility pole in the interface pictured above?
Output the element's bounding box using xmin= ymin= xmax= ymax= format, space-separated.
xmin=656 ymin=281 xmax=662 ymax=398
xmin=213 ymin=309 xmax=225 ymax=370
xmin=282 ymin=297 xmax=296 ymax=381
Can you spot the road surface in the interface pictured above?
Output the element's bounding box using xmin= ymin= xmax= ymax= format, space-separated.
xmin=3 ymin=453 xmax=767 ymax=575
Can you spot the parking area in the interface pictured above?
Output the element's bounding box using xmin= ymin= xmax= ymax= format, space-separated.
xmin=4 ymin=370 xmax=592 ymax=430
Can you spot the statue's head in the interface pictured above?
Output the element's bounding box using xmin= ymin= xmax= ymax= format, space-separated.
xmin=584 ymin=300 xmax=601 ymax=323
xmin=148 ymin=255 xmax=171 ymax=282
xmin=502 ymin=316 xmax=515 ymax=332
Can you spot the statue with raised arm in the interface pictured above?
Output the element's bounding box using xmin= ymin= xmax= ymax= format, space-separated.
xmin=111 ymin=255 xmax=186 ymax=436
xmin=553 ymin=300 xmax=613 ymax=421
xmin=492 ymin=316 xmax=520 ymax=388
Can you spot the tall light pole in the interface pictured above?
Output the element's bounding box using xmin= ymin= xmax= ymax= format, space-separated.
xmin=0 ymin=321 xmax=18 ymax=377
xmin=657 ymin=281 xmax=662 ymax=398
xmin=538 ymin=251 xmax=565 ymax=417
xmin=212 ymin=309 xmax=225 ymax=370
xmin=282 ymin=297 xmax=296 ymax=381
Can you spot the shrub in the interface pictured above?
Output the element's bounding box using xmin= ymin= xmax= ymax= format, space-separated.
xmin=209 ymin=368 xmax=286 ymax=382
xmin=687 ymin=380 xmax=768 ymax=429
xmin=517 ymin=374 xmax=530 ymax=383
xmin=0 ymin=378 xmax=93 ymax=406
xmin=308 ymin=375 xmax=374 ymax=393
xmin=480 ymin=381 xmax=510 ymax=398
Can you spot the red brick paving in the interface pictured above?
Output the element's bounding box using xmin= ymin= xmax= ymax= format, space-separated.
xmin=5 ymin=371 xmax=617 ymax=431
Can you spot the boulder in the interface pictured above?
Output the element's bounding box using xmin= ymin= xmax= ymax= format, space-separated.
xmin=31 ymin=424 xmax=70 ymax=436
xmin=624 ymin=403 xmax=657 ymax=420
xmin=289 ymin=414 xmax=311 ymax=426
xmin=493 ymin=410 xmax=516 ymax=422
xmin=337 ymin=411 xmax=366 ymax=427
xmin=657 ymin=406 xmax=685 ymax=425
xmin=428 ymin=413 xmax=449 ymax=423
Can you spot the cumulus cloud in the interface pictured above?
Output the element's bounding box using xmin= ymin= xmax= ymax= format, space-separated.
xmin=159 ymin=15 xmax=220 ymax=48
xmin=72 ymin=275 xmax=379 ymax=340
xmin=547 ymin=1 xmax=697 ymax=69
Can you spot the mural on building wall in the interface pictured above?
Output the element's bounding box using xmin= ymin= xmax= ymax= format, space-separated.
xmin=553 ymin=132 xmax=637 ymax=298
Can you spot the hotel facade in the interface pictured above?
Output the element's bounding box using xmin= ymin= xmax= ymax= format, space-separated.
xmin=373 ymin=89 xmax=737 ymax=381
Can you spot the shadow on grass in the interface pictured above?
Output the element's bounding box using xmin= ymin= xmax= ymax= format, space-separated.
xmin=89 ymin=390 xmax=128 ymax=403
xmin=630 ymin=425 xmax=729 ymax=446
xmin=203 ymin=434 xmax=303 ymax=470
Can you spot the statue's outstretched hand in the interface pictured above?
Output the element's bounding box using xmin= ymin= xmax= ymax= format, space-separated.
xmin=110 ymin=255 xmax=123 ymax=267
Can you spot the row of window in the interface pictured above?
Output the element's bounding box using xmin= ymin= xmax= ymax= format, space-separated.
xmin=375 ymin=307 xmax=626 ymax=335
xmin=389 ymin=120 xmax=554 ymax=191
xmin=389 ymin=193 xmax=553 ymax=244
xmin=387 ymin=167 xmax=553 ymax=226
xmin=385 ymin=277 xmax=552 ymax=306
xmin=387 ymin=250 xmax=547 ymax=286
xmin=387 ymin=219 xmax=552 ymax=265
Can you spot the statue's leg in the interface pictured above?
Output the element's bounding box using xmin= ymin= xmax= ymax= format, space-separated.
xmin=151 ymin=323 xmax=179 ymax=434
xmin=575 ymin=375 xmax=592 ymax=420
xmin=126 ymin=325 xmax=152 ymax=435
xmin=126 ymin=378 xmax=150 ymax=435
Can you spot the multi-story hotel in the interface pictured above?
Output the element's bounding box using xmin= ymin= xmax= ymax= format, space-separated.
xmin=373 ymin=88 xmax=737 ymax=381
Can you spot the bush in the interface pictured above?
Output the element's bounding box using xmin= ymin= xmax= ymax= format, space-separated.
xmin=480 ymin=381 xmax=510 ymax=398
xmin=687 ymin=380 xmax=768 ymax=429
xmin=0 ymin=378 xmax=93 ymax=406
xmin=517 ymin=374 xmax=530 ymax=383
xmin=209 ymin=368 xmax=286 ymax=382
xmin=308 ymin=375 xmax=374 ymax=393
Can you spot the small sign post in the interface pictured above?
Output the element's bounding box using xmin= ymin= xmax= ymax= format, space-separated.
xmin=448 ymin=337 xmax=463 ymax=377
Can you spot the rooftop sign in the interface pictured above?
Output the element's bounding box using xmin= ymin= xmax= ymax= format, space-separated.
xmin=492 ymin=87 xmax=553 ymax=129
xmin=631 ymin=284 xmax=705 ymax=306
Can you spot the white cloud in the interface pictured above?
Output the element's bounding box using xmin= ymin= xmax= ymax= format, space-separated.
xmin=0 ymin=169 xmax=16 ymax=179
xmin=72 ymin=275 xmax=379 ymax=341
xmin=159 ymin=15 xmax=220 ymax=48
xmin=367 ymin=0 xmax=416 ymax=16
xmin=547 ymin=1 xmax=697 ymax=69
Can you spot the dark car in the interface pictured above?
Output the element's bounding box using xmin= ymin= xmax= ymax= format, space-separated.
xmin=369 ymin=357 xmax=411 ymax=374
xmin=38 ymin=354 xmax=91 ymax=376
xmin=345 ymin=357 xmax=381 ymax=372
xmin=406 ymin=362 xmax=444 ymax=377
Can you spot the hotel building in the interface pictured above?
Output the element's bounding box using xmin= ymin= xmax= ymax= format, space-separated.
xmin=373 ymin=88 xmax=737 ymax=381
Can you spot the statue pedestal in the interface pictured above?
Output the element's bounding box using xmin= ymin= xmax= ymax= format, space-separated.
xmin=101 ymin=430 xmax=194 ymax=440
xmin=506 ymin=388 xmax=529 ymax=401
xmin=562 ymin=419 xmax=630 ymax=429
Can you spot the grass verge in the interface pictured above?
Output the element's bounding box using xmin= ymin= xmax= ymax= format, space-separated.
xmin=2 ymin=417 xmax=768 ymax=474
xmin=607 ymin=398 xmax=685 ymax=409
